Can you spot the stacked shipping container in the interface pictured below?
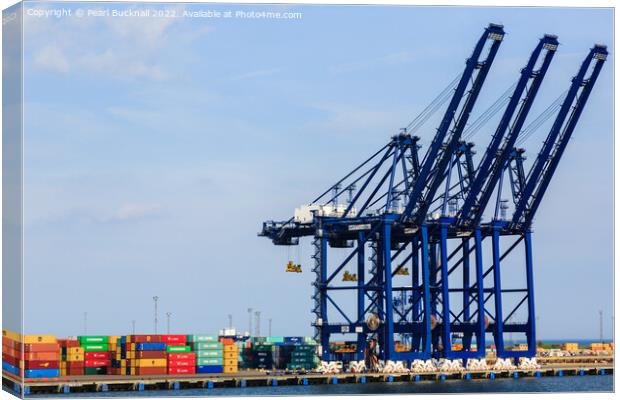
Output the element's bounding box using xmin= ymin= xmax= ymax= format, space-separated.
xmin=79 ymin=336 xmax=110 ymax=375
xmin=2 ymin=330 xmax=22 ymax=377
xmin=188 ymin=335 xmax=223 ymax=373
xmin=23 ymin=335 xmax=60 ymax=378
xmin=165 ymin=335 xmax=194 ymax=375
xmin=59 ymin=339 xmax=84 ymax=376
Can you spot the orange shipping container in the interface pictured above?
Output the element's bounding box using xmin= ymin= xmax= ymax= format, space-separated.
xmin=24 ymin=351 xmax=60 ymax=361
xmin=24 ymin=343 xmax=60 ymax=352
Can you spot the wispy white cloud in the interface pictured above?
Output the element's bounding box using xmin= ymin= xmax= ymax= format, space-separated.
xmin=230 ymin=67 xmax=283 ymax=81
xmin=100 ymin=202 xmax=163 ymax=223
xmin=34 ymin=43 xmax=70 ymax=73
xmin=329 ymin=50 xmax=417 ymax=74
xmin=26 ymin=4 xmax=214 ymax=82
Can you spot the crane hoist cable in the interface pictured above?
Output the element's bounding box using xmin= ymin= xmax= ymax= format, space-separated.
xmin=406 ymin=74 xmax=461 ymax=134
xmin=516 ymin=90 xmax=568 ymax=146
xmin=462 ymin=81 xmax=518 ymax=141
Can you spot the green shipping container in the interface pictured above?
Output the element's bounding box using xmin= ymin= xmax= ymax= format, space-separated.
xmin=287 ymin=363 xmax=316 ymax=370
xmin=253 ymin=345 xmax=275 ymax=352
xmin=187 ymin=335 xmax=218 ymax=343
xmin=79 ymin=336 xmax=108 ymax=344
xmin=84 ymin=367 xmax=107 ymax=375
xmin=196 ymin=357 xmax=223 ymax=366
xmin=266 ymin=336 xmax=285 ymax=343
xmin=293 ymin=345 xmax=316 ymax=352
xmin=83 ymin=343 xmax=109 ymax=351
xmin=291 ymin=357 xmax=315 ymax=363
xmin=195 ymin=350 xmax=223 ymax=358
xmin=193 ymin=342 xmax=222 ymax=350
xmin=167 ymin=345 xmax=191 ymax=353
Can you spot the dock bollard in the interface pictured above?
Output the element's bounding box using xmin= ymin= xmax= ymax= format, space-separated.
xmin=359 ymin=376 xmax=366 ymax=384
xmin=173 ymin=382 xmax=180 ymax=391
xmin=579 ymin=370 xmax=585 ymax=376
xmin=271 ymin=379 xmax=278 ymax=387
xmin=513 ymin=372 xmax=519 ymax=379
xmin=600 ymin=369 xmax=606 ymax=376
xmin=302 ymin=378 xmax=308 ymax=386
xmin=387 ymin=376 xmax=394 ymax=383
xmin=489 ymin=373 xmax=495 ymax=380
xmin=207 ymin=381 xmax=215 ymax=389
xmin=414 ymin=375 xmax=421 ymax=382
xmin=535 ymin=371 xmax=542 ymax=378
xmin=439 ymin=374 xmax=446 ymax=381
xmin=331 ymin=377 xmax=338 ymax=385
xmin=464 ymin=373 xmax=471 ymax=381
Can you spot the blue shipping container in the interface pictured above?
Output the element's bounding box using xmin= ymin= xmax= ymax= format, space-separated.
xmin=25 ymin=369 xmax=60 ymax=378
xmin=135 ymin=342 xmax=167 ymax=351
xmin=196 ymin=365 xmax=224 ymax=374
xmin=2 ymin=361 xmax=19 ymax=375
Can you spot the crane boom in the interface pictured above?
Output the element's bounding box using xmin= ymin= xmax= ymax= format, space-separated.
xmin=512 ymin=44 xmax=608 ymax=228
xmin=457 ymin=34 xmax=559 ymax=228
xmin=401 ymin=23 xmax=505 ymax=223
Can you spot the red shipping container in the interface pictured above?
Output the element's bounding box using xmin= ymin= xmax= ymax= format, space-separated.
xmin=2 ymin=337 xmax=20 ymax=349
xmin=135 ymin=367 xmax=167 ymax=375
xmin=2 ymin=346 xmax=22 ymax=358
xmin=219 ymin=338 xmax=234 ymax=345
xmin=24 ymin=351 xmax=59 ymax=361
xmin=84 ymin=359 xmax=111 ymax=368
xmin=67 ymin=368 xmax=84 ymax=376
xmin=135 ymin=350 xmax=166 ymax=359
xmin=58 ymin=339 xmax=80 ymax=348
xmin=24 ymin=343 xmax=60 ymax=352
xmin=168 ymin=367 xmax=195 ymax=374
xmin=3 ymin=355 xmax=19 ymax=367
xmin=67 ymin=361 xmax=85 ymax=369
xmin=168 ymin=360 xmax=196 ymax=368
xmin=25 ymin=360 xmax=60 ymax=369
xmin=167 ymin=353 xmax=196 ymax=361
xmin=131 ymin=335 xmax=162 ymax=343
xmin=85 ymin=351 xmax=110 ymax=360
xmin=162 ymin=335 xmax=186 ymax=345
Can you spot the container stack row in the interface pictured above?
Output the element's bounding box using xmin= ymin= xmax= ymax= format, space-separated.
xmin=24 ymin=335 xmax=60 ymax=378
xmin=2 ymin=330 xmax=22 ymax=377
xmin=188 ymin=335 xmax=223 ymax=374
xmin=79 ymin=336 xmax=110 ymax=375
xmin=165 ymin=335 xmax=194 ymax=375
xmin=59 ymin=339 xmax=84 ymax=376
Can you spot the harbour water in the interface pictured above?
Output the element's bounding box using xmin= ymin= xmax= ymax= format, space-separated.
xmin=26 ymin=375 xmax=613 ymax=397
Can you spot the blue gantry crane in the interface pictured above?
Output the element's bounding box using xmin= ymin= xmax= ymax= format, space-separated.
xmin=259 ymin=25 xmax=607 ymax=365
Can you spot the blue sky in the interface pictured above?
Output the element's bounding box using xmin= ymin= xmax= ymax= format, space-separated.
xmin=19 ymin=2 xmax=613 ymax=340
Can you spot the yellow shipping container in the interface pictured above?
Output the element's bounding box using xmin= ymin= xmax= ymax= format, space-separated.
xmin=134 ymin=359 xmax=167 ymax=368
xmin=67 ymin=347 xmax=85 ymax=355
xmin=224 ymin=365 xmax=238 ymax=374
xmin=2 ymin=329 xmax=22 ymax=342
xmin=562 ymin=343 xmax=579 ymax=351
xmin=223 ymin=345 xmax=237 ymax=352
xmin=108 ymin=336 xmax=120 ymax=344
xmin=66 ymin=353 xmax=85 ymax=362
xmin=223 ymin=358 xmax=238 ymax=366
xmin=130 ymin=367 xmax=135 ymax=376
xmin=24 ymin=335 xmax=56 ymax=344
xmin=223 ymin=350 xmax=238 ymax=359
xmin=130 ymin=343 xmax=136 ymax=351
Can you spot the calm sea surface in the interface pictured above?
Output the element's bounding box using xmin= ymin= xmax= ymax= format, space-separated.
xmin=22 ymin=375 xmax=613 ymax=397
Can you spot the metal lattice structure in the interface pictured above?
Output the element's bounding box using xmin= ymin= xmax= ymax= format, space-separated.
xmin=260 ymin=24 xmax=607 ymax=364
